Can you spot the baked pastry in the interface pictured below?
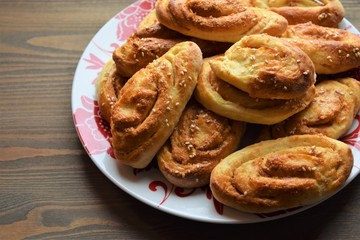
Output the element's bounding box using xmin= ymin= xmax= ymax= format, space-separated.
xmin=113 ymin=11 xmax=231 ymax=78
xmin=257 ymin=0 xmax=345 ymax=28
xmin=155 ymin=0 xmax=288 ymax=42
xmin=113 ymin=24 xmax=184 ymax=78
xmin=210 ymin=134 xmax=353 ymax=213
xmin=137 ymin=9 xmax=159 ymax=31
xmin=157 ymin=100 xmax=246 ymax=188
xmin=271 ymin=78 xmax=360 ymax=139
xmin=194 ymin=57 xmax=316 ymax=125
xmin=281 ymin=22 xmax=360 ymax=74
xmin=95 ymin=59 xmax=127 ymax=123
xmin=209 ymin=34 xmax=316 ymax=100
xmin=110 ymin=41 xmax=202 ymax=168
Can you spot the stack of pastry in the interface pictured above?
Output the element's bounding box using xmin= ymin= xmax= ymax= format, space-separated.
xmin=96 ymin=0 xmax=360 ymax=213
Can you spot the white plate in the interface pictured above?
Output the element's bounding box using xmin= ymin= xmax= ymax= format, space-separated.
xmin=71 ymin=0 xmax=360 ymax=223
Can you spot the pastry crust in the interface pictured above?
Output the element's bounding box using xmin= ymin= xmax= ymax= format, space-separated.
xmin=194 ymin=57 xmax=315 ymax=125
xmin=110 ymin=41 xmax=202 ymax=168
xmin=113 ymin=24 xmax=184 ymax=78
xmin=157 ymin=100 xmax=246 ymax=188
xmin=261 ymin=0 xmax=345 ymax=27
xmin=282 ymin=22 xmax=360 ymax=74
xmin=95 ymin=59 xmax=127 ymax=123
xmin=155 ymin=0 xmax=288 ymax=42
xmin=113 ymin=10 xmax=231 ymax=78
xmin=210 ymin=134 xmax=353 ymax=213
xmin=271 ymin=78 xmax=360 ymax=139
xmin=209 ymin=34 xmax=316 ymax=100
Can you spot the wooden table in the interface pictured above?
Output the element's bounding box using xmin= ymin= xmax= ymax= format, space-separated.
xmin=1 ymin=0 xmax=360 ymax=239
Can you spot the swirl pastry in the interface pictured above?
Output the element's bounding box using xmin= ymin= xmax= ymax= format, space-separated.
xmin=155 ymin=0 xmax=288 ymax=42
xmin=113 ymin=11 xmax=231 ymax=78
xmin=194 ymin=57 xmax=315 ymax=125
xmin=95 ymin=59 xmax=127 ymax=123
xmin=157 ymin=100 xmax=246 ymax=188
xmin=209 ymin=34 xmax=316 ymax=100
xmin=110 ymin=41 xmax=202 ymax=168
xmin=271 ymin=78 xmax=360 ymax=139
xmin=281 ymin=22 xmax=360 ymax=74
xmin=210 ymin=134 xmax=353 ymax=213
xmin=257 ymin=0 xmax=345 ymax=28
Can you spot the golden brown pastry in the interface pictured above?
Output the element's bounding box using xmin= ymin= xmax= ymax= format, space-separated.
xmin=157 ymin=100 xmax=246 ymax=188
xmin=95 ymin=59 xmax=127 ymax=123
xmin=194 ymin=57 xmax=316 ymax=125
xmin=209 ymin=34 xmax=316 ymax=100
xmin=281 ymin=22 xmax=360 ymax=74
xmin=271 ymin=78 xmax=360 ymax=139
xmin=113 ymin=11 xmax=230 ymax=78
xmin=137 ymin=9 xmax=159 ymax=31
xmin=210 ymin=134 xmax=353 ymax=213
xmin=110 ymin=42 xmax=202 ymax=168
xmin=155 ymin=0 xmax=288 ymax=42
xmin=256 ymin=0 xmax=345 ymax=28
xmin=113 ymin=24 xmax=184 ymax=78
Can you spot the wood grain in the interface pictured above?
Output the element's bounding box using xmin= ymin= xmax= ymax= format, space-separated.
xmin=1 ymin=0 xmax=360 ymax=239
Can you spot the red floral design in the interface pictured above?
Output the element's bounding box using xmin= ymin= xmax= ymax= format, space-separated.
xmin=115 ymin=0 xmax=155 ymax=41
xmin=147 ymin=180 xmax=224 ymax=214
xmin=341 ymin=114 xmax=360 ymax=151
xmin=73 ymin=96 xmax=113 ymax=157
xmin=149 ymin=181 xmax=174 ymax=206
xmin=204 ymin=186 xmax=224 ymax=215
xmin=83 ymin=53 xmax=105 ymax=70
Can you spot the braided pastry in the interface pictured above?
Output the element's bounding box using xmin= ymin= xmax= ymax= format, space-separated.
xmin=157 ymin=100 xmax=246 ymax=188
xmin=209 ymin=34 xmax=316 ymax=100
xmin=194 ymin=57 xmax=315 ymax=125
xmin=95 ymin=59 xmax=127 ymax=123
xmin=155 ymin=0 xmax=288 ymax=42
xmin=271 ymin=78 xmax=360 ymax=139
xmin=110 ymin=42 xmax=202 ymax=168
xmin=210 ymin=134 xmax=353 ymax=213
xmin=281 ymin=22 xmax=360 ymax=74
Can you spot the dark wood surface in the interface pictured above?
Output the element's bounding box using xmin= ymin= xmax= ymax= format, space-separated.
xmin=1 ymin=0 xmax=360 ymax=239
